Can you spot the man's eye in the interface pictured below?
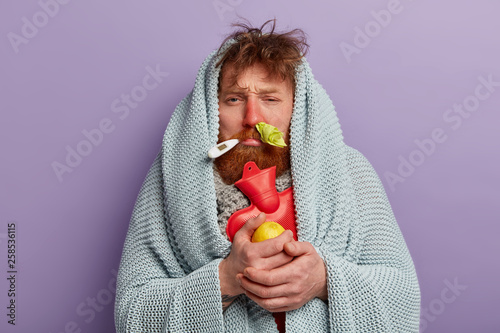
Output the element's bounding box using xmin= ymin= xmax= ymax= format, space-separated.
xmin=266 ymin=98 xmax=279 ymax=102
xmin=227 ymin=97 xmax=240 ymax=103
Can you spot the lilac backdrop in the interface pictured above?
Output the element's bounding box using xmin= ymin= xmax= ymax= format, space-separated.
xmin=1 ymin=1 xmax=499 ymax=332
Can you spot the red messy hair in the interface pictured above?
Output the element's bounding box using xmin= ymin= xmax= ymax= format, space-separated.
xmin=216 ymin=19 xmax=309 ymax=88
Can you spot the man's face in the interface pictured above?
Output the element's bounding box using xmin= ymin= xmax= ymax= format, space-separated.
xmin=218 ymin=62 xmax=294 ymax=144
xmin=215 ymin=63 xmax=294 ymax=184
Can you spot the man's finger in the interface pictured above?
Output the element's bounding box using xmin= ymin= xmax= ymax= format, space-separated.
xmin=242 ymin=266 xmax=292 ymax=286
xmin=238 ymin=274 xmax=291 ymax=299
xmin=242 ymin=288 xmax=294 ymax=312
xmin=234 ymin=212 xmax=267 ymax=240
xmin=253 ymin=229 xmax=294 ymax=258
xmin=250 ymin=250 xmax=294 ymax=271
xmin=283 ymin=241 xmax=313 ymax=257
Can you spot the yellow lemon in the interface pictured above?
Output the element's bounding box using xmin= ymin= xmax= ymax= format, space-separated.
xmin=251 ymin=221 xmax=285 ymax=242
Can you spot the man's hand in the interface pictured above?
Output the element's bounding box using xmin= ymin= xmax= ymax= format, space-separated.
xmin=236 ymin=241 xmax=328 ymax=312
xmin=219 ymin=213 xmax=295 ymax=309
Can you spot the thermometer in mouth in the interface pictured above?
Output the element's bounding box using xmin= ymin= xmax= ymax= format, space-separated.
xmin=208 ymin=122 xmax=286 ymax=159
xmin=207 ymin=139 xmax=239 ymax=159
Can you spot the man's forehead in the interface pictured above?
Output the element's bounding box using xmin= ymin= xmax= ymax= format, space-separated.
xmin=221 ymin=85 xmax=282 ymax=94
xmin=219 ymin=63 xmax=293 ymax=92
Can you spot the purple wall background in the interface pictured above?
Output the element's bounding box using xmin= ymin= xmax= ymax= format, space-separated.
xmin=1 ymin=0 xmax=499 ymax=332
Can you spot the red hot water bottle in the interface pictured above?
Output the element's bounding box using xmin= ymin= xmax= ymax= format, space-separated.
xmin=226 ymin=161 xmax=298 ymax=242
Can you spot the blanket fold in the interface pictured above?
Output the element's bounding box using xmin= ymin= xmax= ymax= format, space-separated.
xmin=115 ymin=39 xmax=420 ymax=332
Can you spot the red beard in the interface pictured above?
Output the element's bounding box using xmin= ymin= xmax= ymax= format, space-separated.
xmin=214 ymin=128 xmax=291 ymax=185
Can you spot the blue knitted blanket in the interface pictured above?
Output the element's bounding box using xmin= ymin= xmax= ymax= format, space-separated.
xmin=115 ymin=41 xmax=421 ymax=332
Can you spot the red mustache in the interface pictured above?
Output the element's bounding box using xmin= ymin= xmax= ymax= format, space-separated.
xmin=227 ymin=128 xmax=261 ymax=142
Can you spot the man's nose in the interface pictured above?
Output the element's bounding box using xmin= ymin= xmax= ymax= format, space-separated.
xmin=242 ymin=98 xmax=264 ymax=128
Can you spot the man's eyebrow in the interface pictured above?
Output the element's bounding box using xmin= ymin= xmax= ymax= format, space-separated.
xmin=222 ymin=87 xmax=282 ymax=94
xmin=257 ymin=88 xmax=281 ymax=94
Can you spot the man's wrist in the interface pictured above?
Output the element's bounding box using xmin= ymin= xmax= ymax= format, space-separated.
xmin=219 ymin=258 xmax=242 ymax=310
xmin=317 ymin=284 xmax=328 ymax=301
xmin=316 ymin=258 xmax=329 ymax=301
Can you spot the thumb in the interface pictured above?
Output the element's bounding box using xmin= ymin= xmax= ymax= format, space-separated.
xmin=238 ymin=212 xmax=266 ymax=239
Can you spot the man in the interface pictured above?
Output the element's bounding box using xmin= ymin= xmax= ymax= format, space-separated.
xmin=115 ymin=20 xmax=421 ymax=332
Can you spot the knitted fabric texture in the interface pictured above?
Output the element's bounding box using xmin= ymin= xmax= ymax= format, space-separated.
xmin=114 ymin=40 xmax=421 ymax=332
